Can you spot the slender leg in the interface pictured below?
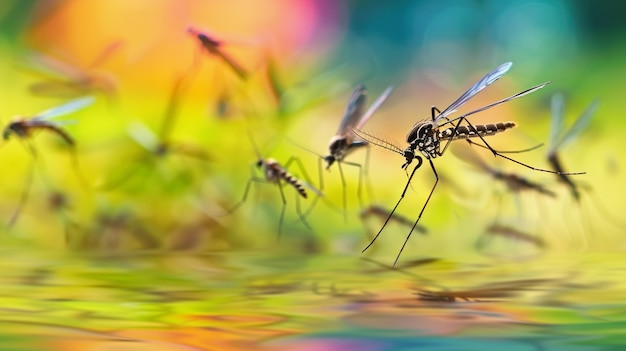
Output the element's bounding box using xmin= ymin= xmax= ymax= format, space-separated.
xmin=7 ymin=160 xmax=35 ymax=228
xmin=463 ymin=118 xmax=571 ymax=174
xmin=393 ymin=158 xmax=438 ymax=267
xmin=337 ymin=161 xmax=348 ymax=222
xmin=294 ymin=189 xmax=312 ymax=230
xmin=363 ymin=145 xmax=374 ymax=204
xmin=362 ymin=156 xmax=423 ymax=253
xmin=275 ymin=179 xmax=287 ymax=241
xmin=225 ymin=176 xmax=267 ymax=214
xmin=302 ymin=157 xmax=324 ymax=218
xmin=344 ymin=160 xmax=366 ymax=209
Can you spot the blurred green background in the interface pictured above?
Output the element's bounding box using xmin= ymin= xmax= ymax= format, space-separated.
xmin=0 ymin=0 xmax=624 ymax=259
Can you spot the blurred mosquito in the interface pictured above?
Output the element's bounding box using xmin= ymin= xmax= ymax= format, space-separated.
xmin=2 ymin=96 xmax=95 ymax=227
xmin=324 ymin=85 xmax=394 ymax=217
xmin=475 ymin=223 xmax=547 ymax=257
xmin=100 ymin=72 xmax=210 ymax=190
xmin=187 ymin=26 xmax=248 ymax=80
xmin=227 ymin=135 xmax=322 ymax=239
xmin=415 ymin=278 xmax=550 ymax=303
xmin=453 ymin=144 xmax=556 ymax=198
xmin=22 ymin=42 xmax=121 ymax=99
xmin=548 ymin=94 xmax=598 ymax=201
xmin=352 ymin=62 xmax=585 ymax=267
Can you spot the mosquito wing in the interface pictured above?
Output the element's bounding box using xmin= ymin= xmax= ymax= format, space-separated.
xmin=355 ymin=86 xmax=394 ymax=130
xmin=32 ymin=96 xmax=95 ymax=121
xmin=435 ymin=62 xmax=513 ymax=123
xmin=335 ymin=85 xmax=367 ymax=136
xmin=549 ymin=93 xmax=566 ymax=153
xmin=128 ymin=121 xmax=159 ymax=152
xmin=444 ymin=81 xmax=550 ymax=126
xmin=554 ymin=99 xmax=598 ymax=151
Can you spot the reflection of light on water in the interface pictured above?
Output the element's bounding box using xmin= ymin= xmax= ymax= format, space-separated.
xmin=0 ymin=251 xmax=624 ymax=349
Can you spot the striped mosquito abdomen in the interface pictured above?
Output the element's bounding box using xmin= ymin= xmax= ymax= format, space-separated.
xmin=264 ymin=159 xmax=308 ymax=199
xmin=439 ymin=121 xmax=516 ymax=140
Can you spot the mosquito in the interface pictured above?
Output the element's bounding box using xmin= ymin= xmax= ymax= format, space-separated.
xmin=22 ymin=42 xmax=121 ymax=99
xmin=227 ymin=135 xmax=322 ymax=239
xmin=453 ymin=144 xmax=556 ymax=198
xmin=548 ymin=94 xmax=598 ymax=201
xmin=476 ymin=223 xmax=547 ymax=255
xmin=3 ymin=96 xmax=95 ymax=227
xmin=187 ymin=26 xmax=248 ymax=80
xmin=351 ymin=62 xmax=585 ymax=266
xmin=323 ymin=85 xmax=394 ymax=217
xmin=100 ymin=72 xmax=210 ymax=190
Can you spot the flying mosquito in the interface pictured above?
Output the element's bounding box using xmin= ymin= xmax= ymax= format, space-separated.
xmin=3 ymin=96 xmax=95 ymax=227
xmin=22 ymin=42 xmax=121 ymax=99
xmin=548 ymin=94 xmax=598 ymax=201
xmin=227 ymin=135 xmax=322 ymax=239
xmin=453 ymin=144 xmax=556 ymax=198
xmin=99 ymin=71 xmax=210 ymax=190
xmin=323 ymin=85 xmax=394 ymax=217
xmin=475 ymin=223 xmax=547 ymax=257
xmin=187 ymin=26 xmax=248 ymax=80
xmin=351 ymin=62 xmax=585 ymax=267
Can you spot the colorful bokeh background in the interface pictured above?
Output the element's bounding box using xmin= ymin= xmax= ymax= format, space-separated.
xmin=1 ymin=1 xmax=626 ymax=350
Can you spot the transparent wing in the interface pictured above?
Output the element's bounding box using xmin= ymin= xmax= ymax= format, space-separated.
xmin=549 ymin=93 xmax=565 ymax=152
xmin=355 ymin=86 xmax=394 ymax=130
xmin=441 ymin=82 xmax=550 ymax=127
xmin=435 ymin=62 xmax=513 ymax=122
xmin=555 ymin=99 xmax=598 ymax=150
xmin=32 ymin=96 xmax=95 ymax=121
xmin=22 ymin=52 xmax=86 ymax=81
xmin=127 ymin=121 xmax=159 ymax=152
xmin=336 ymin=85 xmax=367 ymax=136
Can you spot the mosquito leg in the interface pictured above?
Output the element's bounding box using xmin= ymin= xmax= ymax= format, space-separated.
xmin=295 ymin=192 xmax=312 ymax=230
xmin=343 ymin=160 xmax=366 ymax=209
xmin=225 ymin=176 xmax=267 ymax=214
xmin=337 ymin=161 xmax=348 ymax=222
xmin=302 ymin=157 xmax=324 ymax=218
xmin=393 ymin=159 xmax=438 ymax=267
xmin=363 ymin=145 xmax=374 ymax=203
xmin=466 ymin=139 xmax=544 ymax=154
xmin=275 ymin=179 xmax=287 ymax=241
xmin=459 ymin=118 xmax=582 ymax=175
xmin=7 ymin=160 xmax=35 ymax=229
xmin=362 ymin=156 xmax=423 ymax=253
xmin=430 ymin=106 xmax=442 ymax=122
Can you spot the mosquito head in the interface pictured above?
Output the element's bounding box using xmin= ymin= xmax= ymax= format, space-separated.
xmin=324 ymin=155 xmax=336 ymax=169
xmin=401 ymin=148 xmax=415 ymax=169
xmin=187 ymin=26 xmax=220 ymax=51
xmin=2 ymin=128 xmax=12 ymax=140
xmin=2 ymin=122 xmax=21 ymax=140
xmin=326 ymin=136 xmax=347 ymax=168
